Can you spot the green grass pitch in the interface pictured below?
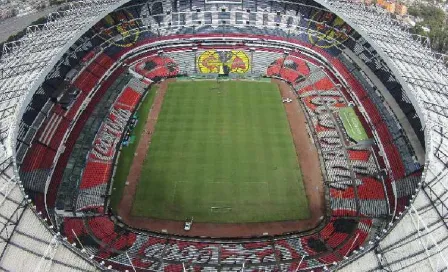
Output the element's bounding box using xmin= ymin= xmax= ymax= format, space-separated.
xmin=339 ymin=106 xmax=369 ymax=142
xmin=130 ymin=81 xmax=310 ymax=223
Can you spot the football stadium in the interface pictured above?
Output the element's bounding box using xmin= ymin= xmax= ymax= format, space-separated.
xmin=0 ymin=0 xmax=447 ymax=271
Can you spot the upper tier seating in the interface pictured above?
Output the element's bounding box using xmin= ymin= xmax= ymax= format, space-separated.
xmin=74 ymin=54 xmax=115 ymax=93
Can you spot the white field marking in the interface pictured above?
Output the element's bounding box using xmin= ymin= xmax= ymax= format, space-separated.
xmin=266 ymin=182 xmax=271 ymax=201
xmin=171 ymin=180 xmax=184 ymax=204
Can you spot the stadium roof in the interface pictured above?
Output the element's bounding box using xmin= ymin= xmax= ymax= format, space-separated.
xmin=0 ymin=0 xmax=447 ymax=270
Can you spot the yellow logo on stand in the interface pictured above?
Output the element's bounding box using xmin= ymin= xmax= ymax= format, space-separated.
xmin=197 ymin=50 xmax=250 ymax=74
xmin=307 ymin=11 xmax=351 ymax=48
xmin=97 ymin=12 xmax=140 ymax=48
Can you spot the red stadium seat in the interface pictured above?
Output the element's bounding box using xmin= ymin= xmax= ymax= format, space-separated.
xmin=79 ymin=162 xmax=112 ymax=189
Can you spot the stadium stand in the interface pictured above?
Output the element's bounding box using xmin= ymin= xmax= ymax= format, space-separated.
xmin=55 ymin=71 xmax=134 ymax=212
xmin=75 ymin=83 xmax=146 ymax=209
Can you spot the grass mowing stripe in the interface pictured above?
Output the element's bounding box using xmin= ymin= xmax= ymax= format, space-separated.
xmin=109 ymin=85 xmax=158 ymax=211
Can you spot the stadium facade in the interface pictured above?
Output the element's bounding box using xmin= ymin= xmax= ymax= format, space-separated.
xmin=0 ymin=0 xmax=447 ymax=271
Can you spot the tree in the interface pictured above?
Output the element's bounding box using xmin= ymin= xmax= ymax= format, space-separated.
xmin=408 ymin=3 xmax=448 ymax=54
